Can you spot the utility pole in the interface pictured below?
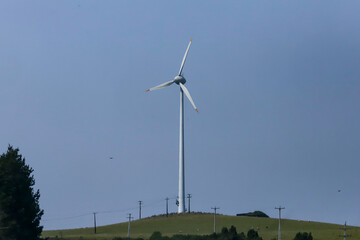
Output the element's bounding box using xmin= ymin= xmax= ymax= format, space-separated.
xmin=275 ymin=206 xmax=285 ymax=240
xmin=127 ymin=213 xmax=133 ymax=238
xmin=165 ymin=197 xmax=169 ymax=217
xmin=138 ymin=200 xmax=142 ymax=220
xmin=93 ymin=212 xmax=97 ymax=234
xmin=339 ymin=221 xmax=351 ymax=240
xmin=211 ymin=207 xmax=220 ymax=233
xmin=187 ymin=194 xmax=192 ymax=213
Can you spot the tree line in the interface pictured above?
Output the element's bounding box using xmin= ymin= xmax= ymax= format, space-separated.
xmin=110 ymin=226 xmax=312 ymax=240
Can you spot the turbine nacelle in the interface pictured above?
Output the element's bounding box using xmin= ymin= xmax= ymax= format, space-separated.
xmin=174 ymin=75 xmax=186 ymax=85
xmin=145 ymin=38 xmax=197 ymax=113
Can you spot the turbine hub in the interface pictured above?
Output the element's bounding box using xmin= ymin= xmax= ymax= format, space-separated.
xmin=174 ymin=75 xmax=186 ymax=85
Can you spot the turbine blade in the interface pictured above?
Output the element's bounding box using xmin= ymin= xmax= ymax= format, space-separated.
xmin=179 ymin=83 xmax=198 ymax=112
xmin=178 ymin=37 xmax=193 ymax=76
xmin=146 ymin=80 xmax=175 ymax=92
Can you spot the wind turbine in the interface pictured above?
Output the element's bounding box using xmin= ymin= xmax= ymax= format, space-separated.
xmin=146 ymin=37 xmax=198 ymax=213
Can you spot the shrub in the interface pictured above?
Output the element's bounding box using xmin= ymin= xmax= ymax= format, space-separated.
xmin=293 ymin=232 xmax=313 ymax=240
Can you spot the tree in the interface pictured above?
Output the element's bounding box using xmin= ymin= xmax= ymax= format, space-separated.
xmin=0 ymin=146 xmax=43 ymax=240
xmin=219 ymin=227 xmax=230 ymax=240
xmin=238 ymin=232 xmax=246 ymax=240
xmin=229 ymin=226 xmax=237 ymax=236
xmin=221 ymin=227 xmax=229 ymax=235
xmin=293 ymin=232 xmax=313 ymax=240
xmin=246 ymin=229 xmax=263 ymax=240
xmin=228 ymin=226 xmax=246 ymax=240
xmin=236 ymin=211 xmax=269 ymax=218
xmin=150 ymin=231 xmax=163 ymax=240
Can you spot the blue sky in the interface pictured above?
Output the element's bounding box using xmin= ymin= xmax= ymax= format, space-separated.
xmin=0 ymin=1 xmax=359 ymax=230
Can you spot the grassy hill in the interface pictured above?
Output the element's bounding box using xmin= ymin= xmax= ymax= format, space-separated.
xmin=42 ymin=213 xmax=360 ymax=240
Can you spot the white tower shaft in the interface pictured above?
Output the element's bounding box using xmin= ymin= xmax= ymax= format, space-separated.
xmin=178 ymin=88 xmax=185 ymax=213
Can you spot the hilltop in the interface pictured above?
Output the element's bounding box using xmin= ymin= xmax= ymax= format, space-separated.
xmin=43 ymin=213 xmax=360 ymax=240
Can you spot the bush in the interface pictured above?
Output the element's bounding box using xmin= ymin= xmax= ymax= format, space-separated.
xmin=150 ymin=232 xmax=163 ymax=240
xmin=293 ymin=232 xmax=313 ymax=240
xmin=221 ymin=227 xmax=229 ymax=235
xmin=229 ymin=226 xmax=237 ymax=235
xmin=148 ymin=228 xmax=261 ymax=240
xmin=247 ymin=229 xmax=263 ymax=240
xmin=236 ymin=211 xmax=269 ymax=218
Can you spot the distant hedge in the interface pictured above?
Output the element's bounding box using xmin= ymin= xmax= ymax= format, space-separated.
xmin=143 ymin=226 xmax=263 ymax=240
xmin=236 ymin=211 xmax=269 ymax=218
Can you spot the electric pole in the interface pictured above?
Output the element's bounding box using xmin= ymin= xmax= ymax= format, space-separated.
xmin=93 ymin=212 xmax=97 ymax=234
xmin=165 ymin=197 xmax=169 ymax=217
xmin=138 ymin=200 xmax=142 ymax=220
xmin=187 ymin=194 xmax=192 ymax=213
xmin=211 ymin=207 xmax=220 ymax=233
xmin=127 ymin=213 xmax=133 ymax=238
xmin=339 ymin=221 xmax=351 ymax=240
xmin=275 ymin=206 xmax=285 ymax=240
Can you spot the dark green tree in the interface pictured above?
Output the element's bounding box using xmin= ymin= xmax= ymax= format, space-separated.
xmin=238 ymin=232 xmax=246 ymax=240
xmin=229 ymin=226 xmax=237 ymax=236
xmin=219 ymin=227 xmax=231 ymax=240
xmin=228 ymin=226 xmax=245 ymax=240
xmin=246 ymin=229 xmax=263 ymax=240
xmin=0 ymin=146 xmax=44 ymax=240
xmin=236 ymin=211 xmax=269 ymax=218
xmin=293 ymin=232 xmax=313 ymax=240
xmin=150 ymin=232 xmax=163 ymax=240
xmin=221 ymin=227 xmax=229 ymax=235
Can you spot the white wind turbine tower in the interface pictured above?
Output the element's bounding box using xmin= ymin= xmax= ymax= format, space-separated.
xmin=146 ymin=37 xmax=198 ymax=213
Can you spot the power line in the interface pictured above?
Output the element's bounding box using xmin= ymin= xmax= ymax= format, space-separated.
xmin=42 ymin=212 xmax=93 ymax=222
xmin=42 ymin=196 xmax=177 ymax=225
xmin=211 ymin=207 xmax=220 ymax=233
xmin=275 ymin=206 xmax=285 ymax=240
xmin=142 ymin=197 xmax=175 ymax=208
xmin=43 ymin=205 xmax=139 ymax=222
xmin=97 ymin=206 xmax=138 ymax=215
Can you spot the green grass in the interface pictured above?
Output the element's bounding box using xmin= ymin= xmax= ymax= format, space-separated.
xmin=42 ymin=213 xmax=360 ymax=240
